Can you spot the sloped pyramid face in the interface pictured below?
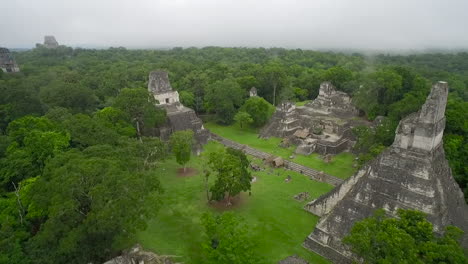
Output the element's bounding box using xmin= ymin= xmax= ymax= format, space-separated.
xmin=303 ymin=82 xmax=468 ymax=263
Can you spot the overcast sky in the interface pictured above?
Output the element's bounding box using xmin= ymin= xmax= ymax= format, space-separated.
xmin=1 ymin=0 xmax=468 ymax=50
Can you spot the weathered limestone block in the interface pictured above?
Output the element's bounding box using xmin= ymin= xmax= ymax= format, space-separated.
xmin=303 ymin=81 xmax=468 ymax=263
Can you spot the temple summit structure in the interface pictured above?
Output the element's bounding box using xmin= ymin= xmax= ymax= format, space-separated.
xmin=260 ymin=82 xmax=369 ymax=155
xmin=0 ymin=48 xmax=20 ymax=73
xmin=303 ymin=81 xmax=468 ymax=263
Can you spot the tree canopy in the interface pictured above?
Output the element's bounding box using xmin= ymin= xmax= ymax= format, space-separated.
xmin=205 ymin=147 xmax=252 ymax=205
xmin=343 ymin=209 xmax=467 ymax=264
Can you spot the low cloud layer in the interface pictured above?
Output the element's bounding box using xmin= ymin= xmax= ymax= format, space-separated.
xmin=1 ymin=0 xmax=468 ymax=50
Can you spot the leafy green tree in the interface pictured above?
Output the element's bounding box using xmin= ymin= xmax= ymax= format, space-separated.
xmin=61 ymin=114 xmax=121 ymax=149
xmin=259 ymin=61 xmax=287 ymax=106
xmin=93 ymin=107 xmax=135 ymax=137
xmin=293 ymin=87 xmax=309 ymax=101
xmin=234 ymin=111 xmax=253 ymax=129
xmin=39 ymin=80 xmax=98 ymax=113
xmin=206 ymin=147 xmax=252 ymax=205
xmin=205 ymin=79 xmax=244 ymax=124
xmin=240 ymin=96 xmax=274 ymax=127
xmin=0 ymin=116 xmax=69 ymax=189
xmin=344 ymin=209 xmax=467 ymax=264
xmin=169 ymin=130 xmax=194 ymax=172
xmin=201 ymin=212 xmax=263 ymax=264
xmin=179 ymin=90 xmax=195 ymax=109
xmin=321 ymin=66 xmax=353 ymax=91
xmin=113 ymin=88 xmax=166 ymax=139
xmin=23 ymin=139 xmax=164 ymax=264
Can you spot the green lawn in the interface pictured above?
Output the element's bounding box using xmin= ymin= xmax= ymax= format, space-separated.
xmin=295 ymin=100 xmax=311 ymax=106
xmin=137 ymin=141 xmax=333 ymax=264
xmin=205 ymin=122 xmax=357 ymax=179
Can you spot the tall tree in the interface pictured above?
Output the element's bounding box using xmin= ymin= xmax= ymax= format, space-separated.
xmin=240 ymin=96 xmax=275 ymax=127
xmin=205 ymin=79 xmax=244 ymax=124
xmin=169 ymin=130 xmax=194 ymax=172
xmin=206 ymin=147 xmax=252 ymax=205
xmin=113 ymin=88 xmax=166 ymax=140
xmin=233 ymin=111 xmax=253 ymax=129
xmin=259 ymin=61 xmax=287 ymax=106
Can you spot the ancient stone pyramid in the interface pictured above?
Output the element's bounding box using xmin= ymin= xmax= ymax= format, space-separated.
xmin=303 ymin=81 xmax=468 ymax=263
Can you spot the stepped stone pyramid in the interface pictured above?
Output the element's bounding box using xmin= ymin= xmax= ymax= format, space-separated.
xmin=303 ymin=81 xmax=468 ymax=263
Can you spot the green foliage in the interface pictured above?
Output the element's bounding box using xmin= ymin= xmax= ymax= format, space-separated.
xmin=179 ymin=90 xmax=195 ymax=109
xmin=205 ymin=79 xmax=244 ymax=124
xmin=233 ymin=111 xmax=253 ymax=129
xmin=444 ymin=99 xmax=468 ymax=201
xmin=169 ymin=130 xmax=194 ymax=170
xmin=344 ymin=209 xmax=467 ymax=264
xmin=352 ymin=118 xmax=397 ymax=166
xmin=61 ymin=114 xmax=119 ymax=148
xmin=113 ymin=88 xmax=166 ymax=138
xmin=293 ymin=87 xmax=309 ymax=101
xmin=321 ymin=66 xmax=353 ymax=91
xmin=0 ymin=116 xmax=70 ymax=189
xmin=201 ymin=212 xmax=263 ymax=264
xmin=206 ymin=147 xmax=252 ymax=204
xmin=39 ymin=80 xmax=98 ymax=113
xmin=258 ymin=61 xmax=287 ymax=105
xmin=25 ymin=143 xmax=163 ymax=263
xmin=0 ymin=137 xmax=165 ymax=263
xmin=240 ymin=96 xmax=275 ymax=127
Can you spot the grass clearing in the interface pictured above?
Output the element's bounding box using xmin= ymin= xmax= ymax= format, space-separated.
xmin=137 ymin=141 xmax=333 ymax=264
xmin=295 ymin=100 xmax=311 ymax=106
xmin=205 ymin=122 xmax=357 ymax=179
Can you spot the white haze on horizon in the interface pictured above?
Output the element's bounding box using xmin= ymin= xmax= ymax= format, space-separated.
xmin=1 ymin=0 xmax=467 ymax=51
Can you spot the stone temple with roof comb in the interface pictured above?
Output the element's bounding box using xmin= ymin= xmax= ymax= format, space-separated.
xmin=148 ymin=70 xmax=209 ymax=152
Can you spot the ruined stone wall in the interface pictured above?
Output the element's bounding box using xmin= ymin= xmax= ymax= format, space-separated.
xmin=154 ymin=91 xmax=180 ymax=105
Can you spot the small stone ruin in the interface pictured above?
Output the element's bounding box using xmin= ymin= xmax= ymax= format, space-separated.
xmin=250 ymin=163 xmax=262 ymax=171
xmin=303 ymin=82 xmax=468 ymax=263
xmin=278 ymin=255 xmax=309 ymax=264
xmin=0 ymin=47 xmax=19 ymax=73
xmin=294 ymin=192 xmax=310 ymax=202
xmin=260 ymin=82 xmax=371 ymax=156
xmin=250 ymin=87 xmax=258 ymax=97
xmin=103 ymin=244 xmax=175 ymax=264
xmin=148 ymin=70 xmax=209 ymax=150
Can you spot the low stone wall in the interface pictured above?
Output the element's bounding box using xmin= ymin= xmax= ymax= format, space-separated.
xmin=314 ymin=138 xmax=350 ymax=155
